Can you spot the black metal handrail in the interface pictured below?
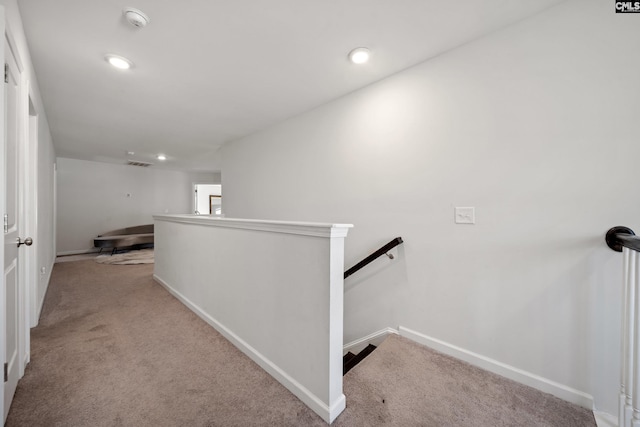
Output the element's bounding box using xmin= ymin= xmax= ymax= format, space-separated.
xmin=344 ymin=237 xmax=404 ymax=279
xmin=606 ymin=226 xmax=640 ymax=252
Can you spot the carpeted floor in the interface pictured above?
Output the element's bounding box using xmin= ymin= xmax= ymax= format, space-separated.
xmin=338 ymin=334 xmax=595 ymax=426
xmin=6 ymin=260 xmax=596 ymax=426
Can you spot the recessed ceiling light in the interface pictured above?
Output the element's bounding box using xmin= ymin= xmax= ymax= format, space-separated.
xmin=348 ymin=47 xmax=370 ymax=64
xmin=157 ymin=154 xmax=167 ymax=161
xmin=105 ymin=54 xmax=133 ymax=70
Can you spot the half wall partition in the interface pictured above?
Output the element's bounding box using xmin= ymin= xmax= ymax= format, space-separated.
xmin=153 ymin=214 xmax=352 ymax=423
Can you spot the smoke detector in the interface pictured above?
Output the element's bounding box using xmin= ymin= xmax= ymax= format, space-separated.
xmin=123 ymin=8 xmax=150 ymax=28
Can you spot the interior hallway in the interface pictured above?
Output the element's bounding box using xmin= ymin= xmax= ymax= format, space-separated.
xmin=8 ymin=260 xmax=327 ymax=426
xmin=7 ymin=260 xmax=596 ymax=426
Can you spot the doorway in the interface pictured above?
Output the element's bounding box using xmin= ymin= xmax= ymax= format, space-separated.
xmin=194 ymin=184 xmax=222 ymax=215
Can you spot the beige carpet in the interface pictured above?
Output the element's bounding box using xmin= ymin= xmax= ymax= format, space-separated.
xmin=338 ymin=334 xmax=595 ymax=426
xmin=7 ymin=260 xmax=596 ymax=426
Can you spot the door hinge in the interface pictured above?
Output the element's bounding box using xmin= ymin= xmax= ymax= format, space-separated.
xmin=4 ymin=64 xmax=7 ymax=84
xmin=3 ymin=214 xmax=7 ymax=233
xmin=4 ymin=362 xmax=7 ymax=382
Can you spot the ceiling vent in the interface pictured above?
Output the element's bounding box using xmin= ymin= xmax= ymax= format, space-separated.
xmin=127 ymin=160 xmax=153 ymax=167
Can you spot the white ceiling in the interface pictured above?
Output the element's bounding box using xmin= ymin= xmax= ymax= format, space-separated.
xmin=17 ymin=0 xmax=563 ymax=172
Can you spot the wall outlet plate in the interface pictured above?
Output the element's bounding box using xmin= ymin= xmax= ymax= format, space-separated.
xmin=455 ymin=207 xmax=475 ymax=224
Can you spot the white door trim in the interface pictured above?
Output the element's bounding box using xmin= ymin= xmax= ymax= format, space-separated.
xmin=0 ymin=7 xmax=7 ymax=419
xmin=26 ymin=107 xmax=37 ymax=329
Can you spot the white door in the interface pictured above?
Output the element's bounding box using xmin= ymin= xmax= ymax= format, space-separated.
xmin=3 ymin=36 xmax=25 ymax=420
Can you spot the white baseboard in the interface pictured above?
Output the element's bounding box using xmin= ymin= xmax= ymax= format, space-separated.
xmin=593 ymin=410 xmax=617 ymax=427
xmin=153 ymin=274 xmax=344 ymax=424
xmin=399 ymin=326 xmax=594 ymax=410
xmin=344 ymin=328 xmax=399 ymax=355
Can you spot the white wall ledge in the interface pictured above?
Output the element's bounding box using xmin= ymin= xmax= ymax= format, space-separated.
xmin=153 ymin=214 xmax=353 ymax=238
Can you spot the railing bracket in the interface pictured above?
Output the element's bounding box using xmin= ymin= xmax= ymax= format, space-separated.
xmin=606 ymin=226 xmax=636 ymax=252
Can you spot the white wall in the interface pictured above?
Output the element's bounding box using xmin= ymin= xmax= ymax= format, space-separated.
xmin=221 ymin=0 xmax=637 ymax=415
xmin=56 ymin=157 xmax=216 ymax=254
xmin=0 ymin=0 xmax=57 ymax=321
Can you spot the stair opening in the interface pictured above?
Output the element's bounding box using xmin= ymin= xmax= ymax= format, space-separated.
xmin=343 ymin=344 xmax=377 ymax=375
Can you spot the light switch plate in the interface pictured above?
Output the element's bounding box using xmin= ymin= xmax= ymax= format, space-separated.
xmin=455 ymin=207 xmax=475 ymax=224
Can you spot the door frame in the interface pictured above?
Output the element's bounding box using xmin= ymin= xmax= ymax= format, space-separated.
xmin=0 ymin=7 xmax=7 ymax=418
xmin=26 ymin=99 xmax=37 ymax=331
xmin=192 ymin=182 xmax=222 ymax=215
